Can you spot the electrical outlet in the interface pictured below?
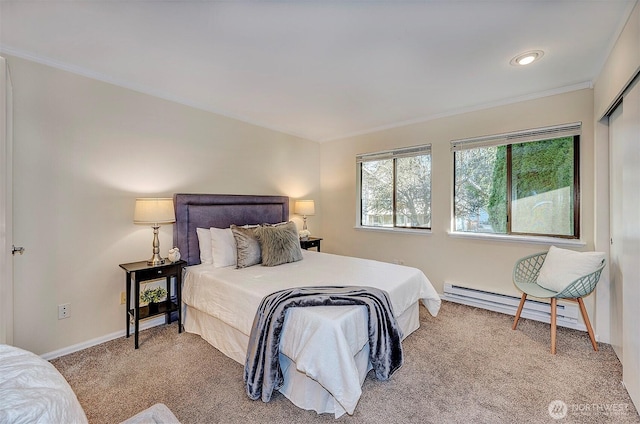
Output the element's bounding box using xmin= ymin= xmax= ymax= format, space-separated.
xmin=120 ymin=292 xmax=126 ymax=305
xmin=58 ymin=303 xmax=70 ymax=320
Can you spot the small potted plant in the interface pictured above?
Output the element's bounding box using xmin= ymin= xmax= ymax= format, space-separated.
xmin=140 ymin=286 xmax=168 ymax=314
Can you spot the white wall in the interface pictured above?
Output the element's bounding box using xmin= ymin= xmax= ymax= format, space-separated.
xmin=0 ymin=56 xmax=13 ymax=345
xmin=593 ymin=0 xmax=640 ymax=409
xmin=8 ymin=55 xmax=321 ymax=355
xmin=593 ymin=0 xmax=639 ymax=349
xmin=320 ymin=89 xmax=598 ymax=327
xmin=594 ymin=1 xmax=640 ymax=119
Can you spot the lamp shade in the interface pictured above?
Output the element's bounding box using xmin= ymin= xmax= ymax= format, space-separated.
xmin=134 ymin=198 xmax=176 ymax=226
xmin=294 ymin=200 xmax=315 ymax=216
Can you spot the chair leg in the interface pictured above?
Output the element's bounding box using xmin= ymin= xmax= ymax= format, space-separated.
xmin=512 ymin=294 xmax=527 ymax=330
xmin=550 ymin=298 xmax=557 ymax=354
xmin=577 ymin=297 xmax=599 ymax=352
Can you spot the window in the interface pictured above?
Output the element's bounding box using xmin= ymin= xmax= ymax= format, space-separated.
xmin=452 ymin=123 xmax=580 ymax=238
xmin=357 ymin=144 xmax=431 ymax=230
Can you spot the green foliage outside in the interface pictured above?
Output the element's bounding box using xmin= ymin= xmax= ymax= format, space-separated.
xmin=454 ymin=146 xmax=500 ymax=231
xmin=456 ymin=137 xmax=574 ymax=234
xmin=363 ymin=137 xmax=574 ymax=233
xmin=487 ymin=137 xmax=574 ymax=232
xmin=487 ymin=146 xmax=507 ymax=232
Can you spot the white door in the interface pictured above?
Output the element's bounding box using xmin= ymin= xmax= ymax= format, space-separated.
xmin=0 ymin=56 xmax=14 ymax=345
xmin=609 ymin=104 xmax=623 ymax=360
xmin=621 ymin=78 xmax=640 ymax=410
xmin=609 ymin=76 xmax=640 ymax=411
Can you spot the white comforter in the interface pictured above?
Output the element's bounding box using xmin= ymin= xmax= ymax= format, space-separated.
xmin=183 ymin=250 xmax=440 ymax=334
xmin=279 ymin=304 xmax=370 ymax=414
xmin=0 ymin=344 xmax=88 ymax=424
xmin=182 ymin=250 xmax=441 ymax=415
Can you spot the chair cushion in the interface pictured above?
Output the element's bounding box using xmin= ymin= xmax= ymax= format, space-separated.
xmin=536 ymin=246 xmax=605 ymax=293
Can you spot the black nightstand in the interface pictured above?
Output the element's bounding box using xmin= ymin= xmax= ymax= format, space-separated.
xmin=300 ymin=237 xmax=322 ymax=251
xmin=119 ymin=259 xmax=186 ymax=349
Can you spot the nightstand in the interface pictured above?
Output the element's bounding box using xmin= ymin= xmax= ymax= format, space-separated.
xmin=300 ymin=237 xmax=322 ymax=251
xmin=119 ymin=259 xmax=186 ymax=349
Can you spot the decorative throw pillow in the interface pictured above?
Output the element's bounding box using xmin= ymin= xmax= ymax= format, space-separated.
xmin=231 ymin=225 xmax=261 ymax=268
xmin=536 ymin=246 xmax=605 ymax=293
xmin=210 ymin=227 xmax=237 ymax=268
xmin=254 ymin=221 xmax=303 ymax=267
xmin=196 ymin=227 xmax=213 ymax=265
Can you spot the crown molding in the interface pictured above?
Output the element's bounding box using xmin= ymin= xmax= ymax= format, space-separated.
xmin=320 ymin=81 xmax=594 ymax=143
xmin=1 ymin=44 xmax=593 ymax=145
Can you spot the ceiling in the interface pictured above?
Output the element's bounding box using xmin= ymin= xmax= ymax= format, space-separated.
xmin=0 ymin=1 xmax=635 ymax=142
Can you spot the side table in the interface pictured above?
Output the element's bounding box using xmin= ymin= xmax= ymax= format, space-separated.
xmin=300 ymin=237 xmax=322 ymax=251
xmin=119 ymin=259 xmax=186 ymax=349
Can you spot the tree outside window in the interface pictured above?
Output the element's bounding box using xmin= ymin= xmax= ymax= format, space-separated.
xmin=454 ymin=134 xmax=579 ymax=238
xmin=358 ymin=145 xmax=431 ymax=230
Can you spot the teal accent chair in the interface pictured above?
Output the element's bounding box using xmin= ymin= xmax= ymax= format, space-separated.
xmin=511 ymin=251 xmax=606 ymax=354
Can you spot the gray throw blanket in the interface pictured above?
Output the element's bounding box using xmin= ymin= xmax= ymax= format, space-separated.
xmin=244 ymin=285 xmax=404 ymax=402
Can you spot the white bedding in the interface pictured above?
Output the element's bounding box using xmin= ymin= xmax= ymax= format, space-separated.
xmin=279 ymin=304 xmax=369 ymax=414
xmin=182 ymin=250 xmax=441 ymax=416
xmin=0 ymin=344 xmax=88 ymax=424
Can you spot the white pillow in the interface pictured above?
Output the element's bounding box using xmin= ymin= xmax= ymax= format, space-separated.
xmin=536 ymin=246 xmax=605 ymax=293
xmin=196 ymin=227 xmax=213 ymax=265
xmin=210 ymin=227 xmax=237 ymax=268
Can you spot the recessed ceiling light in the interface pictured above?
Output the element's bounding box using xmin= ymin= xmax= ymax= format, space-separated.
xmin=510 ymin=50 xmax=544 ymax=66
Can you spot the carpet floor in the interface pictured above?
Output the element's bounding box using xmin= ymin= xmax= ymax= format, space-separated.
xmin=51 ymin=301 xmax=640 ymax=423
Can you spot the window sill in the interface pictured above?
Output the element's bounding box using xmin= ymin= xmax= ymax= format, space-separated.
xmin=354 ymin=225 xmax=432 ymax=235
xmin=447 ymin=231 xmax=586 ymax=247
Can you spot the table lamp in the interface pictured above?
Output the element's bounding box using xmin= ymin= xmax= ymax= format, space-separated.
xmin=134 ymin=198 xmax=176 ymax=266
xmin=294 ymin=199 xmax=315 ymax=232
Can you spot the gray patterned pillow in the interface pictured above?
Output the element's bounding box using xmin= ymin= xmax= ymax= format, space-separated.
xmin=230 ymin=225 xmax=261 ymax=268
xmin=254 ymin=221 xmax=303 ymax=267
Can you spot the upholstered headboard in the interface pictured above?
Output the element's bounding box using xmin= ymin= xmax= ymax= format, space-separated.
xmin=173 ymin=194 xmax=289 ymax=266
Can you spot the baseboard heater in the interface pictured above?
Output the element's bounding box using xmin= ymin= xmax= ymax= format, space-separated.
xmin=442 ymin=283 xmax=586 ymax=332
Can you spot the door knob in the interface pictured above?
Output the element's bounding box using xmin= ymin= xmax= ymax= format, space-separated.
xmin=11 ymin=245 xmax=25 ymax=255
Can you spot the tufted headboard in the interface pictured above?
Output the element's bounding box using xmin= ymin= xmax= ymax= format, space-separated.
xmin=173 ymin=193 xmax=289 ymax=266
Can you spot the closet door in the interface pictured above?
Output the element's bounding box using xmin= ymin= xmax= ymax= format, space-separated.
xmin=610 ymin=76 xmax=640 ymax=410
xmin=608 ymin=104 xmax=623 ymax=360
xmin=621 ymin=78 xmax=639 ymax=407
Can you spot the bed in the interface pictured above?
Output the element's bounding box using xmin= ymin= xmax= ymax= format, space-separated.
xmin=174 ymin=193 xmax=441 ymax=417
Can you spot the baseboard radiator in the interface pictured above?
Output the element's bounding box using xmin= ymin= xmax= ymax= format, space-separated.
xmin=442 ymin=283 xmax=586 ymax=332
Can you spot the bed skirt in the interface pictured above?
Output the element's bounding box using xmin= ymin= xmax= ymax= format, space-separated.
xmin=183 ymin=302 xmax=420 ymax=417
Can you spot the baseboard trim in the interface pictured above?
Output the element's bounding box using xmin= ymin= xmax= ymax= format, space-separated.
xmin=41 ymin=317 xmax=167 ymax=361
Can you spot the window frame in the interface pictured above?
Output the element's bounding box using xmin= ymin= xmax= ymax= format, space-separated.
xmin=451 ymin=122 xmax=581 ymax=239
xmin=356 ymin=144 xmax=432 ymax=231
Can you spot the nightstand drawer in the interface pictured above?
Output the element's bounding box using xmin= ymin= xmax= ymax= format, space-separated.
xmin=303 ymin=239 xmax=320 ymax=248
xmin=136 ymin=266 xmax=174 ymax=281
xmin=300 ymin=237 xmax=322 ymax=251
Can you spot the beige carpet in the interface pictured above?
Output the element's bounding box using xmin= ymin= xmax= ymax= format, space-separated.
xmin=51 ymin=301 xmax=639 ymax=423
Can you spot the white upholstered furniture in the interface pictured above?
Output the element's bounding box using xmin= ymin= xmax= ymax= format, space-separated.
xmin=0 ymin=344 xmax=179 ymax=424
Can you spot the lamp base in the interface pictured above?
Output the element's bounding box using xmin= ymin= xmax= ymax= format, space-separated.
xmin=147 ymin=225 xmax=165 ymax=266
xmin=147 ymin=253 xmax=166 ymax=266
